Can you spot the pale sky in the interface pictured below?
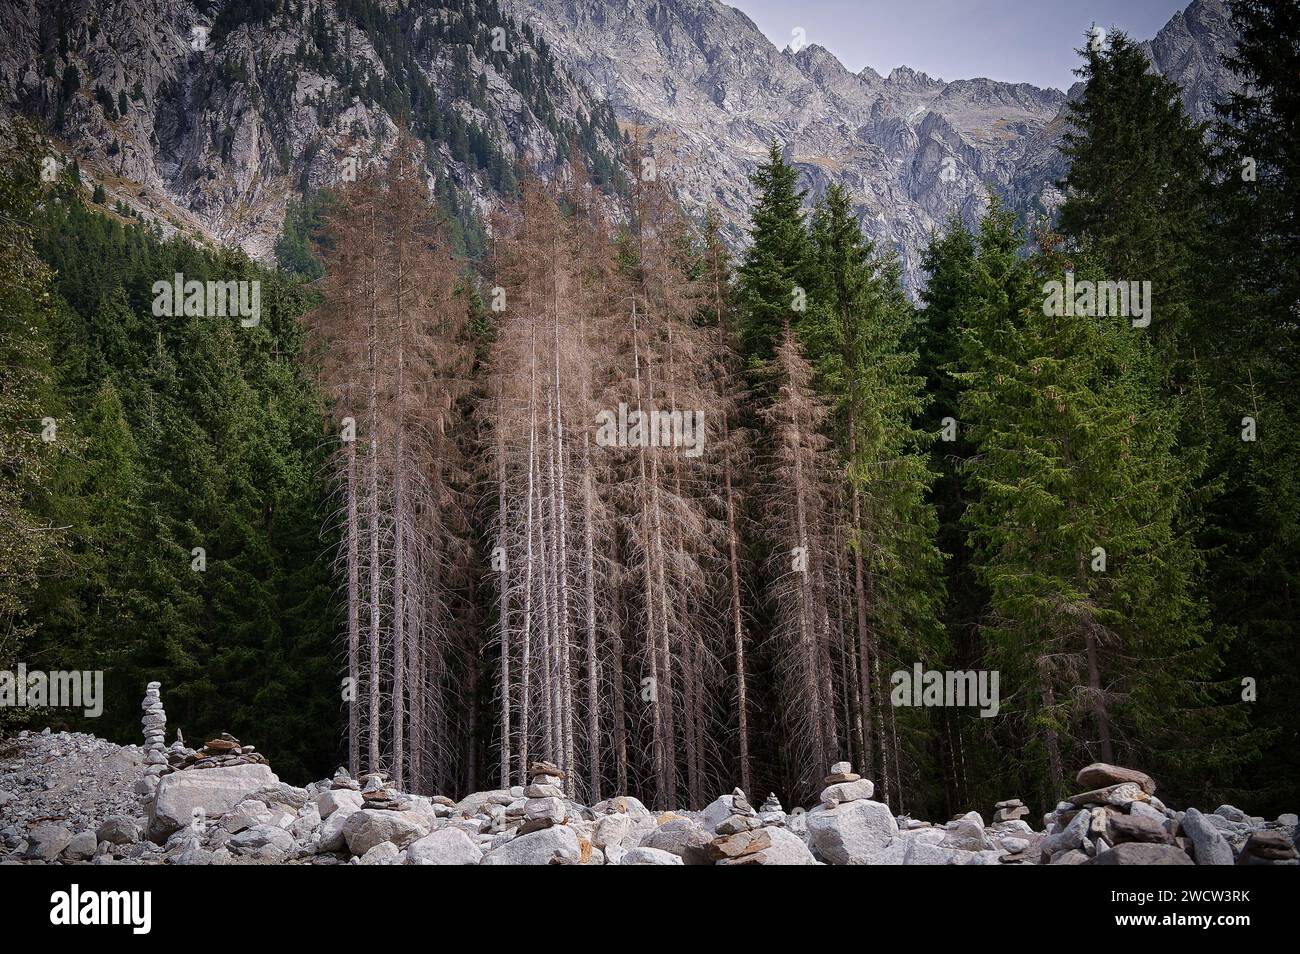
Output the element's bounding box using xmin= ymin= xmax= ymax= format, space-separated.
xmin=727 ymin=0 xmax=1192 ymax=90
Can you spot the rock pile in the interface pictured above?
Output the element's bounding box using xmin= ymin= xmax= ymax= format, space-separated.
xmin=170 ymin=733 xmax=270 ymax=772
xmin=3 ymin=727 xmax=1297 ymax=866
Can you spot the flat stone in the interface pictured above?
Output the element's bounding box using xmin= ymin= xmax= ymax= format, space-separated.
xmin=1076 ymin=763 xmax=1157 ymax=795
xmin=1069 ymin=782 xmax=1148 ymax=808
xmin=1086 ymin=843 xmax=1193 ymax=865
xmin=1107 ymin=813 xmax=1170 ymax=845
xmin=823 ymin=772 xmax=861 ymax=784
xmin=820 ymin=778 xmax=874 ymax=807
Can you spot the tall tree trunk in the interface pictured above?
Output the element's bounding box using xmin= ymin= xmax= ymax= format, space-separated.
xmin=346 ymin=432 xmax=360 ymax=777
xmin=582 ymin=431 xmax=600 ymax=803
xmin=497 ymin=397 xmax=512 ymax=788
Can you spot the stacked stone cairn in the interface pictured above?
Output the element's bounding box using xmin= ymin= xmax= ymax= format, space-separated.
xmin=991 ymin=798 xmax=1033 ymax=861
xmin=140 ymin=682 xmax=167 ymax=776
xmin=520 ymin=761 xmax=568 ymax=834
xmin=169 ymin=732 xmax=270 ymax=772
xmin=1035 ymin=761 xmax=1300 ymax=865
xmin=758 ymin=793 xmax=784 ymax=824
xmin=820 ymin=760 xmax=874 ymax=807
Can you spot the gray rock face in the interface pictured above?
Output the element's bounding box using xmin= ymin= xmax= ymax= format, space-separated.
xmin=806 ymin=798 xmax=899 ymax=864
xmin=146 ymin=763 xmax=278 ymax=842
xmin=406 ymin=828 xmax=484 ymax=866
xmin=0 ymin=0 xmax=621 ymax=264
xmin=507 ymin=0 xmax=1237 ymax=292
xmin=1181 ymin=807 xmax=1235 ymax=865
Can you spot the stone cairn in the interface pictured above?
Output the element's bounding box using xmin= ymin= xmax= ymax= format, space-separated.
xmin=820 ymin=760 xmax=873 ymax=808
xmin=169 ymin=732 xmax=270 ymax=773
xmin=758 ymin=792 xmax=784 ymax=823
xmin=140 ymin=682 xmax=167 ymax=776
xmin=994 ymin=798 xmax=1029 ymax=824
xmin=1040 ymin=763 xmax=1176 ymax=864
xmin=709 ymin=788 xmax=772 ymax=864
xmin=519 ymin=761 xmax=567 ymax=834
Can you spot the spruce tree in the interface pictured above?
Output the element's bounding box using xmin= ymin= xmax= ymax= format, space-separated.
xmin=1199 ymin=0 xmax=1300 ymax=813
xmin=1057 ymin=30 xmax=1210 ymax=375
xmin=735 ymin=141 xmax=812 ymax=375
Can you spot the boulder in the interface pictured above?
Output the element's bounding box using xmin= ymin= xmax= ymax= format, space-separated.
xmin=24 ymin=824 xmax=72 ymax=861
xmin=63 ymin=831 xmax=98 ymax=862
xmin=620 ymin=846 xmax=684 ymax=865
xmin=1214 ymin=804 xmax=1248 ymax=823
xmin=593 ymin=813 xmax=634 ymax=849
xmin=95 ymin=815 xmax=141 ymax=846
xmin=1086 ymin=843 xmax=1193 ymax=865
xmin=251 ymin=782 xmax=310 ymax=812
xmin=406 ymin=828 xmax=483 ymax=866
xmin=806 ymin=798 xmax=899 ymax=864
xmin=642 ymin=818 xmax=714 ymax=864
xmin=318 ymin=802 xmax=361 ymax=852
xmin=1075 ymin=763 xmax=1157 ymax=795
xmin=1181 ymin=808 xmax=1234 ymax=865
xmin=733 ymin=826 xmax=819 ymax=866
xmin=820 ymin=778 xmax=874 ymax=807
xmin=699 ymin=794 xmax=740 ymax=832
xmin=1106 ymin=813 xmax=1170 ymax=845
xmin=1069 ymin=782 xmax=1147 ymax=808
xmin=358 ymin=842 xmax=403 ymax=865
xmin=1039 ymin=807 xmax=1090 ymax=860
xmin=147 ymin=763 xmax=278 ymax=842
xmin=940 ymin=818 xmax=989 ymax=852
xmin=1050 ymin=848 xmax=1091 ymax=865
xmin=454 ymin=789 xmax=515 ymax=816
xmin=591 ymin=795 xmax=652 ymax=817
xmin=481 ymin=825 xmax=582 ymax=865
xmin=317 ymin=788 xmax=364 ymax=819
xmin=1237 ymin=830 xmax=1298 ymax=865
xmin=341 ymin=809 xmax=428 ymax=856
xmin=228 ymin=824 xmax=295 ymax=854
